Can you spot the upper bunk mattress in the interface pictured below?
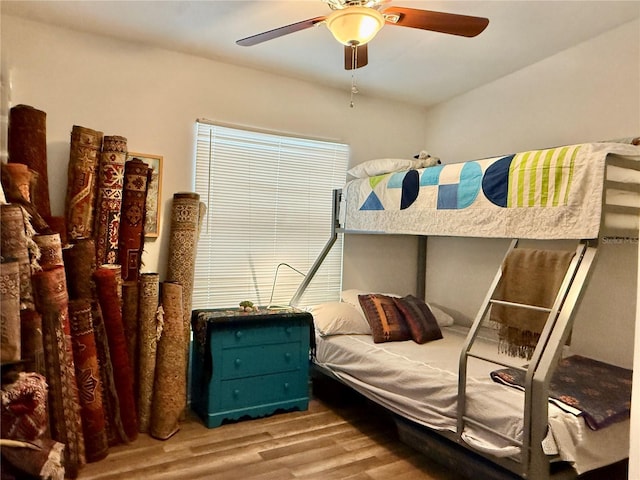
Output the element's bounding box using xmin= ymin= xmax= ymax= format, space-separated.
xmin=342 ymin=142 xmax=640 ymax=239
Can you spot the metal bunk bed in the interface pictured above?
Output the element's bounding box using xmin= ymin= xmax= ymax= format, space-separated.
xmin=288 ymin=141 xmax=639 ymax=480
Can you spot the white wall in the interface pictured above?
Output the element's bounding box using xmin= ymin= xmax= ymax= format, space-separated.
xmin=421 ymin=19 xmax=639 ymax=477
xmin=421 ymin=19 xmax=640 ymax=164
xmin=423 ymin=18 xmax=639 ymax=367
xmin=1 ymin=15 xmax=426 ymax=288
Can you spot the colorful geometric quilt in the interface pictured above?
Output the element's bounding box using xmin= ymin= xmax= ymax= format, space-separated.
xmin=343 ymin=142 xmax=640 ymax=239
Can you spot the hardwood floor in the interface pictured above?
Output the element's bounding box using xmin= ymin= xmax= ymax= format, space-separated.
xmin=76 ymin=384 xmax=627 ymax=480
xmin=77 ymin=392 xmax=468 ymax=480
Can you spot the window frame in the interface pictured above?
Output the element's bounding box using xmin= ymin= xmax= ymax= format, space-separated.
xmin=192 ymin=120 xmax=348 ymax=310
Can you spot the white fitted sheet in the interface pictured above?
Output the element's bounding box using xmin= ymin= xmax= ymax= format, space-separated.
xmin=313 ymin=326 xmax=629 ymax=474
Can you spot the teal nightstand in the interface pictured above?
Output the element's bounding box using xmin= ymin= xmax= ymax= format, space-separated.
xmin=190 ymin=307 xmax=312 ymax=428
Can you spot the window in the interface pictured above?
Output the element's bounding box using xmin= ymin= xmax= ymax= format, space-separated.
xmin=192 ymin=121 xmax=349 ymax=309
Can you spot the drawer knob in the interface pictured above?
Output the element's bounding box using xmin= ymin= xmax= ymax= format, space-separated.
xmin=235 ymin=331 xmax=243 ymax=339
xmin=283 ymin=382 xmax=290 ymax=391
xmin=284 ymin=352 xmax=291 ymax=362
xmin=285 ymin=327 xmax=292 ymax=335
xmin=233 ymin=389 xmax=240 ymax=397
xmin=234 ymin=358 xmax=242 ymax=367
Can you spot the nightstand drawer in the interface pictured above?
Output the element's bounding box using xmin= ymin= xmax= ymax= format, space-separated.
xmin=220 ymin=372 xmax=307 ymax=410
xmin=218 ymin=322 xmax=301 ymax=347
xmin=221 ymin=342 xmax=301 ymax=379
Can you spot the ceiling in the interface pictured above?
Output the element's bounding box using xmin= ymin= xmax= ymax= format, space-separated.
xmin=2 ymin=1 xmax=639 ymax=108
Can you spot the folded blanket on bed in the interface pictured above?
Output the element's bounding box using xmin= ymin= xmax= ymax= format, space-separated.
xmin=490 ymin=248 xmax=574 ymax=359
xmin=490 ymin=355 xmax=632 ymax=430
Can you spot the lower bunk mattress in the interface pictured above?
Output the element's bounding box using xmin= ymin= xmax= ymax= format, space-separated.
xmin=312 ymin=325 xmax=630 ymax=475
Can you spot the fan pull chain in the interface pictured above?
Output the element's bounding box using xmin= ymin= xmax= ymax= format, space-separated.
xmin=350 ymin=44 xmax=359 ymax=108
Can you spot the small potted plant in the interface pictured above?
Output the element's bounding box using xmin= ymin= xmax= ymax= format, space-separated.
xmin=239 ymin=300 xmax=257 ymax=313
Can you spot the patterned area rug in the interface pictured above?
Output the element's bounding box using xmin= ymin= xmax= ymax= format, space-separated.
xmin=491 ymin=355 xmax=632 ymax=430
xmin=8 ymin=104 xmax=50 ymax=217
xmin=93 ymin=265 xmax=138 ymax=442
xmin=137 ymin=272 xmax=160 ymax=433
xmin=94 ymin=135 xmax=127 ymax=265
xmin=63 ymin=238 xmax=98 ymax=301
xmin=0 ymin=371 xmax=48 ymax=441
xmin=1 ymin=261 xmax=21 ymax=362
xmin=90 ymin=299 xmax=128 ymax=446
xmin=118 ymin=158 xmax=150 ymax=281
xmin=20 ymin=309 xmax=46 ymax=375
xmin=68 ymin=299 xmax=109 ymax=462
xmin=166 ymin=192 xmax=206 ymax=396
xmin=65 ymin=125 xmax=103 ymax=240
xmin=1 ymin=373 xmax=65 ymax=480
xmin=34 ymin=233 xmax=64 ymax=271
xmin=32 ymin=266 xmax=86 ymax=478
xmin=150 ymin=281 xmax=186 ymax=440
xmin=1 ymin=203 xmax=35 ymax=310
xmin=121 ymin=281 xmax=139 ymax=395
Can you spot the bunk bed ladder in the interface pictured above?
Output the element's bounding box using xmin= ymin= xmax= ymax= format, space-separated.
xmin=457 ymin=238 xmax=599 ymax=480
xmin=524 ymin=240 xmax=598 ymax=479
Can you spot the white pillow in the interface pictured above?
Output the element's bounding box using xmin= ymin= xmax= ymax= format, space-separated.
xmin=427 ymin=304 xmax=455 ymax=327
xmin=347 ymin=158 xmax=415 ymax=178
xmin=340 ymin=289 xmax=455 ymax=327
xmin=309 ymin=302 xmax=371 ymax=336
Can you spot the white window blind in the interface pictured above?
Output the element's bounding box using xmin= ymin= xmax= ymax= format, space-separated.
xmin=192 ymin=121 xmax=348 ymax=309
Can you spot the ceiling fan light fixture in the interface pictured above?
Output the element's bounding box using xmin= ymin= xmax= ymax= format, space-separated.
xmin=326 ymin=6 xmax=384 ymax=46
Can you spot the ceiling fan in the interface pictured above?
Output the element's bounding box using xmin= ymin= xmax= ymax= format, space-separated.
xmin=236 ymin=0 xmax=489 ymax=70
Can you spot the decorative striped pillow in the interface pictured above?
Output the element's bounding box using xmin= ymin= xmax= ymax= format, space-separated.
xmin=358 ymin=294 xmax=411 ymax=343
xmin=393 ymin=295 xmax=443 ymax=344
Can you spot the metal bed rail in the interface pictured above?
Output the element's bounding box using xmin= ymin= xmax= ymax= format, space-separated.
xmin=457 ymin=239 xmax=599 ymax=480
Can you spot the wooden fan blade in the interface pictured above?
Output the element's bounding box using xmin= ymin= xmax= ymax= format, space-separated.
xmin=344 ymin=44 xmax=368 ymax=70
xmin=384 ymin=6 xmax=489 ymax=37
xmin=237 ymin=16 xmax=326 ymax=46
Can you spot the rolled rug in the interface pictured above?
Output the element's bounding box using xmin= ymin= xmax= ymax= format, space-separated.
xmin=93 ymin=265 xmax=138 ymax=442
xmin=150 ymin=281 xmax=186 ymax=440
xmin=63 ymin=238 xmax=97 ymax=301
xmin=0 ymin=261 xmax=21 ymax=363
xmin=20 ymin=309 xmax=46 ymax=376
xmin=118 ymin=158 xmax=151 ymax=282
xmin=68 ymin=299 xmax=109 ymax=462
xmin=1 ymin=163 xmax=32 ymax=202
xmin=0 ymin=373 xmax=65 ymax=480
xmin=94 ymin=135 xmax=127 ymax=265
xmin=102 ymin=263 xmax=123 ymax=306
xmin=64 ymin=238 xmax=118 ymax=438
xmin=65 ymin=125 xmax=103 ymax=240
xmin=7 ymin=104 xmax=50 ymax=217
xmin=90 ymin=299 xmax=128 ymax=447
xmin=121 ymin=281 xmax=139 ymax=394
xmin=0 ymin=203 xmax=35 ymax=310
xmin=0 ymin=165 xmax=49 ymax=233
xmin=31 ymin=266 xmax=86 ymax=478
xmin=137 ymin=272 xmax=160 ymax=433
xmin=0 ymin=437 xmax=65 ymax=480
xmin=0 ymin=371 xmax=48 ymax=441
xmin=166 ymin=192 xmax=203 ymax=390
xmin=34 ymin=233 xmax=64 ymax=271
xmin=44 ymin=216 xmax=68 ymax=246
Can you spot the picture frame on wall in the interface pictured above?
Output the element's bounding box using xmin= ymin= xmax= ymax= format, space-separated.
xmin=126 ymin=152 xmax=163 ymax=238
